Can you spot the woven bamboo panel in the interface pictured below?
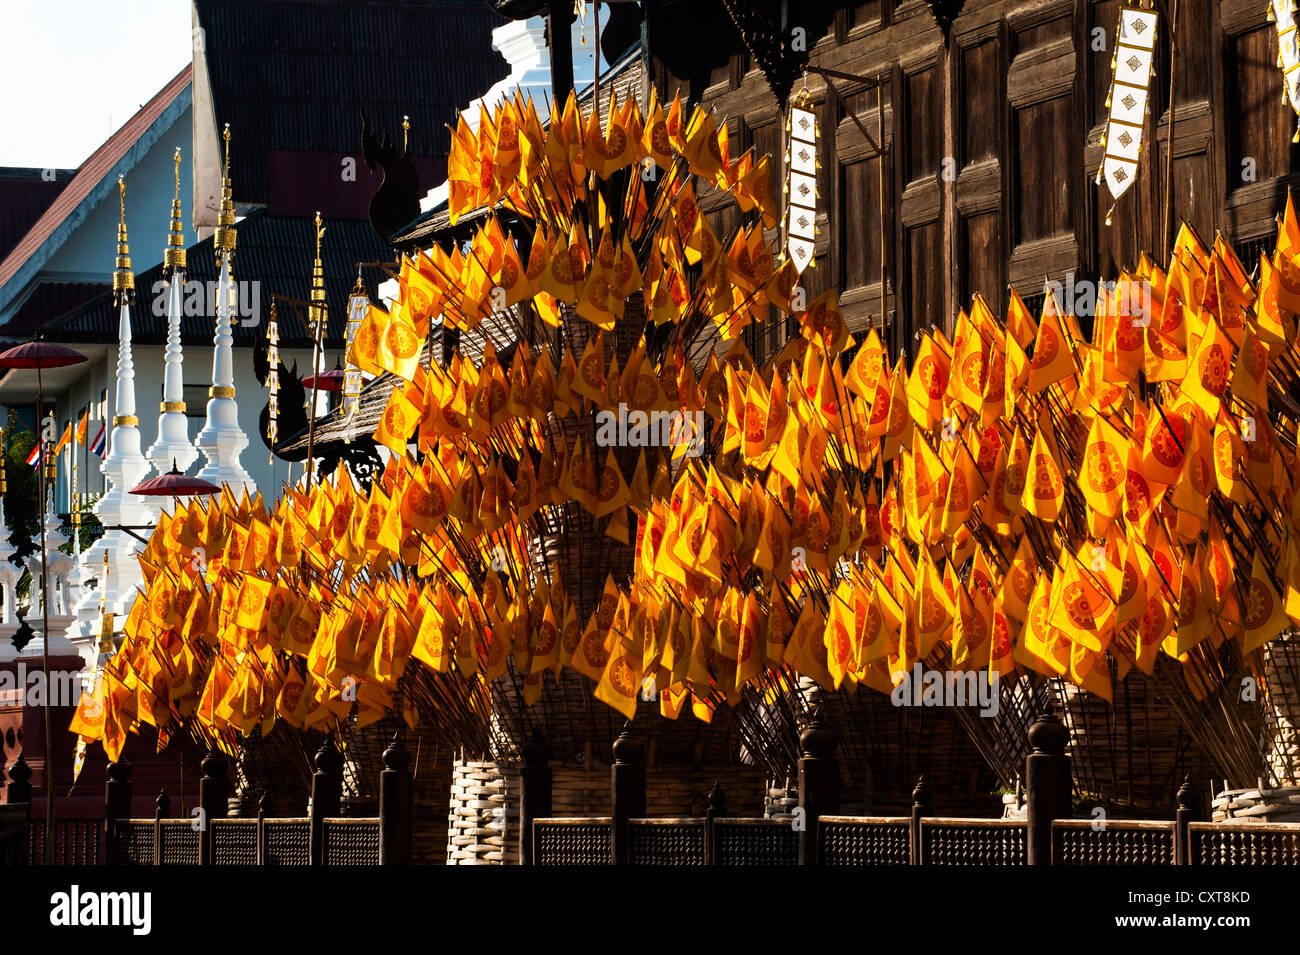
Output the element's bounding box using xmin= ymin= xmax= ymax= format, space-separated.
xmin=211 ymin=819 xmax=259 ymax=865
xmin=920 ymin=819 xmax=1026 ymax=865
xmin=157 ymin=820 xmax=200 ymax=866
xmin=1263 ymin=632 xmax=1300 ymax=785
xmin=1052 ymin=820 xmax=1175 ymax=865
xmin=1057 ymin=669 xmax=1232 ymax=817
xmin=739 ymin=677 xmax=1002 ymax=816
xmin=323 ymin=818 xmax=380 ymax=865
xmin=627 ymin=819 xmax=706 ymax=864
xmin=713 ymin=818 xmax=798 ymax=865
xmin=1211 ymin=783 xmax=1300 ymax=824
xmin=534 ymin=818 xmax=612 ymax=865
xmin=1190 ymin=821 xmax=1300 ymax=864
xmin=819 ymin=816 xmax=911 ymax=865
xmin=118 ymin=821 xmax=154 ymax=865
xmin=445 ymin=757 xmax=766 ymax=864
xmin=263 ymin=819 xmax=310 ymax=866
xmin=446 ymin=759 xmax=517 ymax=865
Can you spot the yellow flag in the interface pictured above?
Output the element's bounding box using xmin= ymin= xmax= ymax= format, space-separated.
xmin=1020 ymin=424 xmax=1065 ymax=523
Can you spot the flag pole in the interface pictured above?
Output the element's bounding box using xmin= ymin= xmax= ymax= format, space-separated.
xmin=1162 ymin=0 xmax=1179 ymax=262
xmin=37 ymin=364 xmax=55 ymax=864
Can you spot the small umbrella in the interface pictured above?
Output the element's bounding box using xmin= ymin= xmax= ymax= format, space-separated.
xmin=0 ymin=338 xmax=87 ymax=858
xmin=130 ymin=462 xmax=222 ymax=498
xmin=301 ymin=368 xmax=344 ymax=392
xmin=0 ymin=340 xmax=88 ymax=369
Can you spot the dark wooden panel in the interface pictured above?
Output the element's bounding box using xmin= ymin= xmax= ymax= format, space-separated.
xmin=1159 ymin=0 xmax=1212 ymax=110
xmin=1225 ymin=25 xmax=1300 ymax=190
xmin=905 ymin=219 xmax=943 ymax=329
xmin=961 ymin=210 xmax=1003 ymax=315
xmin=1015 ymin=12 xmax=1073 ymax=54
xmin=961 ymin=38 xmax=1001 ymax=166
xmin=1014 ymin=95 xmax=1075 ymax=243
xmin=751 ymin=122 xmax=783 ymax=180
xmin=851 ymin=0 xmax=884 ymax=30
xmin=1089 ymin=0 xmax=1122 ymax=129
xmin=840 ymin=154 xmax=890 ymax=290
xmin=904 ymin=63 xmax=943 ymax=183
xmin=817 ymin=97 xmax=837 ymax=220
xmin=1171 ymin=150 xmax=1213 ymax=245
xmin=1094 ymin=189 xmax=1142 ymax=279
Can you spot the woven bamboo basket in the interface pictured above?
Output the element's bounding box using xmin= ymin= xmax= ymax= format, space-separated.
xmin=736 ymin=674 xmax=1004 ymax=816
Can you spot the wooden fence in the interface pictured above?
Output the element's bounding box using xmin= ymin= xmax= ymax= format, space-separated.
xmin=527 ymin=707 xmax=1300 ymax=866
xmin=2 ymin=734 xmax=411 ymax=866
xmin=5 ymin=706 xmax=1300 ymax=865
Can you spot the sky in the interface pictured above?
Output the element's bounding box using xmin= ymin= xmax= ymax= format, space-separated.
xmin=0 ymin=1 xmax=192 ymax=169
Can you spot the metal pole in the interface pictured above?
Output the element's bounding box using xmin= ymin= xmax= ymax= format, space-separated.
xmin=1161 ymin=0 xmax=1179 ymax=262
xmin=877 ymin=77 xmax=887 ymax=332
xmin=37 ymin=363 xmax=54 ymax=865
xmin=304 ymin=322 xmax=322 ymax=487
xmin=592 ymin=2 xmax=601 ymax=117
xmin=548 ymin=0 xmax=575 ymax=106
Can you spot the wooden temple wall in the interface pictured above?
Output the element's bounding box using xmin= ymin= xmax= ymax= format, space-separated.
xmin=649 ymin=0 xmax=1300 ymax=363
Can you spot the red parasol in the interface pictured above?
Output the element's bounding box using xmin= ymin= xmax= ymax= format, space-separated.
xmin=0 ymin=338 xmax=87 ymax=860
xmin=0 ymin=340 xmax=88 ymax=369
xmin=130 ymin=463 xmax=222 ymax=498
xmin=302 ymin=369 xmax=344 ymax=392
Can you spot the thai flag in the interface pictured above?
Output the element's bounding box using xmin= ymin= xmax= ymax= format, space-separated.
xmin=89 ymin=423 xmax=106 ymax=458
xmin=25 ymin=444 xmax=39 ymax=468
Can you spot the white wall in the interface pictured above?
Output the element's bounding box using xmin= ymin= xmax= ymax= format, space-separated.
xmin=36 ymin=105 xmax=194 ymax=286
xmin=48 ymin=342 xmax=317 ymax=512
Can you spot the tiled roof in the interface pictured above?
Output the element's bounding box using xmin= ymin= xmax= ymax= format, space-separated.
xmin=391 ymin=44 xmax=645 ymax=246
xmin=2 ymin=281 xmax=108 ymax=339
xmin=34 ymin=210 xmax=394 ymax=349
xmin=194 ymin=0 xmax=508 ymax=206
xmin=0 ymin=67 xmax=192 ymax=295
xmin=0 ymin=168 xmax=77 ymax=263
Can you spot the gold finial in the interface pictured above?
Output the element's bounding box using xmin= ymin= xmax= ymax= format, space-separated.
xmin=402 ymin=115 xmax=410 ymax=153
xmin=214 ymin=124 xmax=237 ymax=264
xmin=113 ymin=175 xmax=134 ymax=304
xmin=310 ymin=211 xmax=327 ymax=331
xmin=165 ymin=147 xmax=187 ymax=272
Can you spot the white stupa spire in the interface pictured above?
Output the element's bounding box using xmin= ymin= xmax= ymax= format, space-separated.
xmin=0 ymin=463 xmax=24 ymax=658
xmin=147 ymin=148 xmax=198 ymax=476
xmin=66 ymin=176 xmax=155 ymax=665
xmin=20 ymin=484 xmax=79 ymax=659
xmin=193 ymin=126 xmax=254 ymax=496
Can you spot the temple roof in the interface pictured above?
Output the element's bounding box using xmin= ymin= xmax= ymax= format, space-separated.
xmin=193 ymin=0 xmax=507 ymax=207
xmin=31 ymin=210 xmax=393 ymax=349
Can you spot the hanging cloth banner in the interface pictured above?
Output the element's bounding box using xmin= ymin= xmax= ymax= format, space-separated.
xmin=1097 ymin=5 xmax=1159 ymax=211
xmin=1269 ymin=0 xmax=1300 ymax=141
xmin=266 ymin=306 xmax=280 ymax=445
xmin=342 ymin=289 xmax=368 ymax=436
xmin=786 ymin=102 xmax=818 ymax=273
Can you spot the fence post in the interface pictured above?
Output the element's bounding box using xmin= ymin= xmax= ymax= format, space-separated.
xmin=380 ymin=733 xmax=412 ymax=865
xmin=1026 ymin=704 xmax=1071 ymax=865
xmin=797 ymin=709 xmax=839 ymax=865
xmin=310 ymin=739 xmax=342 ymax=866
xmin=1175 ymin=775 xmax=1200 ymax=866
xmin=154 ymin=789 xmax=169 ymax=867
xmin=910 ymin=775 xmax=932 ymax=865
xmin=7 ymin=754 xmax=32 ymax=863
xmin=519 ymin=731 xmax=551 ymax=866
xmin=704 ymin=782 xmax=726 ymax=866
xmin=199 ymin=749 xmax=228 ymax=866
xmin=257 ymin=791 xmax=269 ymax=865
xmin=611 ymin=726 xmax=645 ymax=866
xmin=7 ymin=753 xmax=32 ymax=807
xmin=104 ymin=758 xmax=132 ymax=865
